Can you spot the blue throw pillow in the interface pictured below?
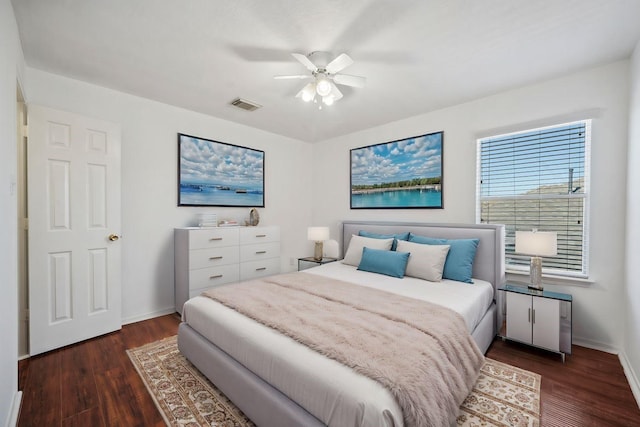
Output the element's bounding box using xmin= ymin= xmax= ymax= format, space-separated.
xmin=408 ymin=235 xmax=479 ymax=283
xmin=357 ymin=247 xmax=410 ymax=278
xmin=358 ymin=231 xmax=410 ymax=251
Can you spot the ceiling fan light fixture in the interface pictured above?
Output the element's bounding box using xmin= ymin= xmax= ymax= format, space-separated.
xmin=301 ymin=91 xmax=313 ymax=103
xmin=279 ymin=52 xmax=365 ymax=106
xmin=315 ymin=77 xmax=332 ymax=97
xmin=301 ymin=83 xmax=316 ymax=102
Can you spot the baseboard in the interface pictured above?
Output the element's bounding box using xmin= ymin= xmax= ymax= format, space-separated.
xmin=619 ymin=351 xmax=640 ymax=409
xmin=572 ymin=337 xmax=618 ymax=354
xmin=122 ymin=307 xmax=177 ymax=326
xmin=5 ymin=391 xmax=22 ymax=427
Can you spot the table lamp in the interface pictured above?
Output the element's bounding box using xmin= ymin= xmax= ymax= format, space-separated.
xmin=515 ymin=230 xmax=557 ymax=291
xmin=307 ymin=227 xmax=330 ymax=261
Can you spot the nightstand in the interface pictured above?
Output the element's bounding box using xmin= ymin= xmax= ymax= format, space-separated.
xmin=297 ymin=257 xmax=337 ymax=271
xmin=498 ymin=284 xmax=572 ymax=361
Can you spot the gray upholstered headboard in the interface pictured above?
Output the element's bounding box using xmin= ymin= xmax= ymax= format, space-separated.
xmin=341 ymin=221 xmax=506 ymax=292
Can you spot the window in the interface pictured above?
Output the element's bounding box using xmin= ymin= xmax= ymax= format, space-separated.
xmin=476 ymin=120 xmax=590 ymax=278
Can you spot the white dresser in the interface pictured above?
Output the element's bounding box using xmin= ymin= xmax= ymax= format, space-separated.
xmin=174 ymin=226 xmax=281 ymax=314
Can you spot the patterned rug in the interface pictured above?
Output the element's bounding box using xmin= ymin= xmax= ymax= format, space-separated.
xmin=127 ymin=336 xmax=540 ymax=427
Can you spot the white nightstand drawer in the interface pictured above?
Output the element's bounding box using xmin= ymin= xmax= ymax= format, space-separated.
xmin=240 ymin=242 xmax=281 ymax=262
xmin=189 ymin=228 xmax=239 ymax=250
xmin=189 ymin=264 xmax=240 ymax=289
xmin=240 ymin=257 xmax=280 ymax=280
xmin=239 ymin=226 xmax=280 ymax=245
xmin=189 ymin=246 xmax=240 ymax=270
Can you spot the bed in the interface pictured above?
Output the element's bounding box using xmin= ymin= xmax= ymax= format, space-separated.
xmin=177 ymin=221 xmax=505 ymax=427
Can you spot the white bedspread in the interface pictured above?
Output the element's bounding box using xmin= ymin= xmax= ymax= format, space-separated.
xmin=182 ymin=264 xmax=494 ymax=427
xmin=307 ymin=262 xmax=494 ymax=332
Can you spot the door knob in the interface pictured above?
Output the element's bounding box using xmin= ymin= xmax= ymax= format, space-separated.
xmin=108 ymin=234 xmax=120 ymax=241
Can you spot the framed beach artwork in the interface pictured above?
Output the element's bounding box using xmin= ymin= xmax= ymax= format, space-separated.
xmin=178 ymin=133 xmax=265 ymax=207
xmin=350 ymin=131 xmax=443 ymax=209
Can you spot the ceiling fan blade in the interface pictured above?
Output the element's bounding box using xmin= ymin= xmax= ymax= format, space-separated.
xmin=329 ymin=82 xmax=343 ymax=101
xmin=325 ymin=53 xmax=354 ymax=74
xmin=291 ymin=53 xmax=317 ymax=72
xmin=274 ymin=75 xmax=312 ymax=80
xmin=333 ymin=74 xmax=366 ymax=88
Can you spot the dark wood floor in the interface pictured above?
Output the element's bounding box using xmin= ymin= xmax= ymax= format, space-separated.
xmin=17 ymin=314 xmax=640 ymax=426
xmin=487 ymin=339 xmax=640 ymax=426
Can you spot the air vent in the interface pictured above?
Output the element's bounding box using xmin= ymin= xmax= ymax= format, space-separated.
xmin=230 ymin=98 xmax=261 ymax=111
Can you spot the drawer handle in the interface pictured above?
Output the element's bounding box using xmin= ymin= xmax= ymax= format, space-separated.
xmin=255 ymin=251 xmax=266 ymax=254
xmin=209 ymin=256 xmax=223 ymax=260
xmin=209 ymin=274 xmax=223 ymax=279
xmin=255 ymin=267 xmax=267 ymax=271
xmin=209 ymin=237 xmax=223 ymax=241
xmin=256 ymin=234 xmax=267 ymax=238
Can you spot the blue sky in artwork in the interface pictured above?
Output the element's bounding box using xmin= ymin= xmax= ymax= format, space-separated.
xmin=180 ymin=136 xmax=263 ymax=188
xmin=351 ymin=133 xmax=442 ymax=186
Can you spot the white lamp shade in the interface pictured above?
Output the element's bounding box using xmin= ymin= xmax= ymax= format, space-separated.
xmin=322 ymin=95 xmax=334 ymax=106
xmin=316 ymin=78 xmax=332 ymax=96
xmin=307 ymin=226 xmax=330 ymax=241
xmin=515 ymin=231 xmax=557 ymax=256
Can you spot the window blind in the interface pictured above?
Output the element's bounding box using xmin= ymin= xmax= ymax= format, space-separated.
xmin=477 ymin=120 xmax=590 ymax=277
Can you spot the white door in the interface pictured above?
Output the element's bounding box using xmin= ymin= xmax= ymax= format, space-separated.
xmin=532 ymin=296 xmax=560 ymax=352
xmin=28 ymin=105 xmax=122 ymax=355
xmin=505 ymin=292 xmax=532 ymax=345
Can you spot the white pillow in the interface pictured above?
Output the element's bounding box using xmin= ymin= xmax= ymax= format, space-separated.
xmin=396 ymin=240 xmax=450 ymax=282
xmin=342 ymin=235 xmax=394 ymax=266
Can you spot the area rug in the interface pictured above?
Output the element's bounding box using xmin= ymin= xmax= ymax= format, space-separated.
xmin=127 ymin=336 xmax=540 ymax=427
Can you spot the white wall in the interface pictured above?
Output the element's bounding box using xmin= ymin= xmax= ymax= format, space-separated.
xmin=312 ymin=61 xmax=630 ymax=351
xmin=624 ymin=41 xmax=640 ymax=403
xmin=25 ymin=68 xmax=314 ymax=325
xmin=0 ymin=0 xmax=24 ymax=424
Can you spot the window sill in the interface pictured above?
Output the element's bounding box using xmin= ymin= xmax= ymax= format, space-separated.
xmin=506 ymin=268 xmax=594 ymax=286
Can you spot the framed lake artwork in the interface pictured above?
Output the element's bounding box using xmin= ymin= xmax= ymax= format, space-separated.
xmin=350 ymin=131 xmax=443 ymax=209
xmin=178 ymin=133 xmax=265 ymax=207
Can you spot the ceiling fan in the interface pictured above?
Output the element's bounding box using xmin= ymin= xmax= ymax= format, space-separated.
xmin=274 ymin=51 xmax=366 ymax=106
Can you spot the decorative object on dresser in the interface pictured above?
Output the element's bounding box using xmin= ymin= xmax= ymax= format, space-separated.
xmin=498 ymin=283 xmax=572 ymax=362
xmin=174 ymin=226 xmax=280 ymax=314
xmin=197 ymin=213 xmax=218 ymax=228
xmin=307 ymin=226 xmax=330 ymax=261
xmin=249 ymin=208 xmax=259 ymax=226
xmin=515 ymin=229 xmax=557 ymax=290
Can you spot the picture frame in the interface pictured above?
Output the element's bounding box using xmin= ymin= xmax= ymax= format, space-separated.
xmin=350 ymin=131 xmax=443 ymax=209
xmin=178 ymin=133 xmax=265 ymax=207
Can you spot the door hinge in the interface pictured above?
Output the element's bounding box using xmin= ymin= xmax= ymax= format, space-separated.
xmin=22 ymin=125 xmax=28 ymax=138
xmin=22 ymin=218 xmax=28 ymax=230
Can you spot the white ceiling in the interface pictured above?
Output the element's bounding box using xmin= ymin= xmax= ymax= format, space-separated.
xmin=11 ymin=0 xmax=640 ymax=142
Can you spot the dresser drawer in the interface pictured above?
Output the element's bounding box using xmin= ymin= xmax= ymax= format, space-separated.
xmin=189 ymin=264 xmax=240 ymax=290
xmin=239 ymin=226 xmax=280 ymax=245
xmin=189 ymin=246 xmax=239 ymax=270
xmin=239 ymin=242 xmax=280 ymax=263
xmin=189 ymin=228 xmax=239 ymax=250
xmin=240 ymin=257 xmax=281 ymax=281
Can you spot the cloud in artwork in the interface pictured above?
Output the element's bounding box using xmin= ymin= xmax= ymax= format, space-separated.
xmin=351 ymin=133 xmax=442 ymax=186
xmin=179 ymin=136 xmax=264 ymax=188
